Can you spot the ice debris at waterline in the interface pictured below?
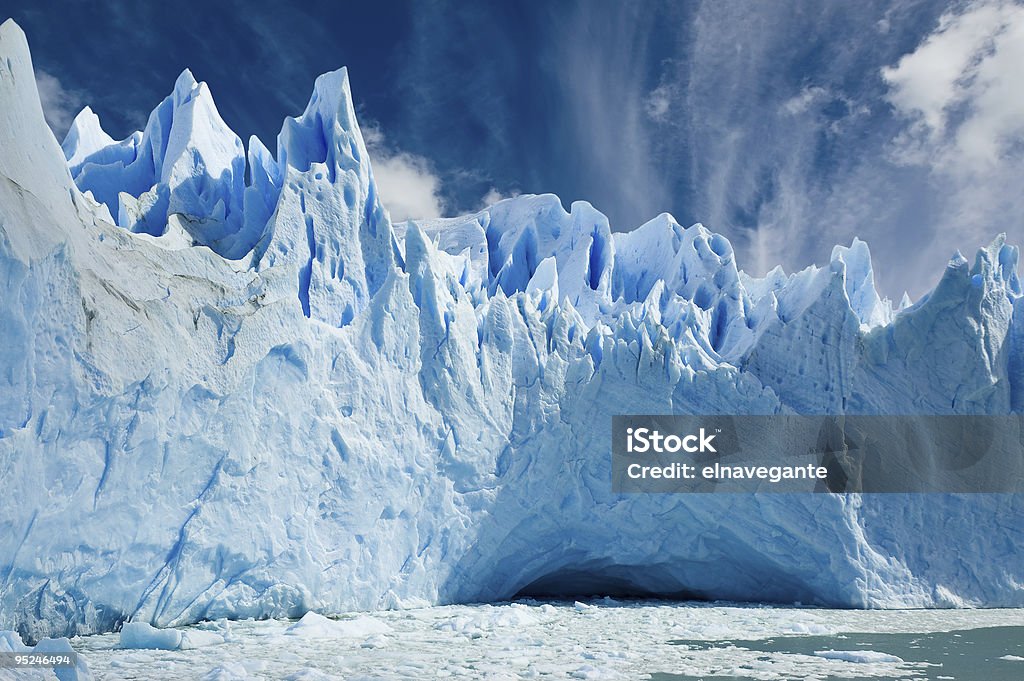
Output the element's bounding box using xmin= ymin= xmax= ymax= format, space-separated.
xmin=1 ymin=17 xmax=1023 ymax=643
xmin=47 ymin=604 xmax=1024 ymax=681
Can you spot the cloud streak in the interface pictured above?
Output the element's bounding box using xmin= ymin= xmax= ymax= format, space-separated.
xmin=626 ymin=0 xmax=1022 ymax=299
xmin=550 ymin=3 xmax=671 ymax=224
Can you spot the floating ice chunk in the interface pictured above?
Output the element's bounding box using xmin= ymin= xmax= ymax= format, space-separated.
xmin=283 ymin=670 xmax=337 ymax=681
xmin=433 ymin=604 xmax=539 ymax=639
xmin=119 ymin=622 xmax=182 ymax=650
xmin=180 ymin=629 xmax=227 ymax=649
xmin=569 ymin=664 xmax=605 ymax=679
xmin=285 ymin=612 xmax=391 ymax=639
xmin=780 ymin=622 xmax=834 ymax=636
xmin=200 ymin=662 xmax=251 ymax=680
xmin=119 ymin=622 xmax=223 ymax=650
xmin=813 ymin=649 xmax=904 ymax=663
xmin=359 ymin=634 xmax=389 ymax=649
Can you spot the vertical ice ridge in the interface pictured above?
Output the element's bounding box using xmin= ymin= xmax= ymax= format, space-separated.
xmin=0 ymin=19 xmax=81 ymax=238
xmin=256 ymin=66 xmax=395 ymax=325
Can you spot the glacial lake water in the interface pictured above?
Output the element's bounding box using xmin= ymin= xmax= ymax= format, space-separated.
xmin=655 ymin=625 xmax=1024 ymax=680
xmin=67 ymin=600 xmax=1024 ymax=680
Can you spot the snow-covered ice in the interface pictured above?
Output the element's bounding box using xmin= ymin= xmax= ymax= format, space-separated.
xmin=1 ymin=15 xmax=1024 ymax=646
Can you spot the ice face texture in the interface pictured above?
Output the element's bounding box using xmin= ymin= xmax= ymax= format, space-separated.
xmin=1 ymin=18 xmax=1023 ymax=642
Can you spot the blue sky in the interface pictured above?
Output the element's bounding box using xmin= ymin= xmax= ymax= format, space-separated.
xmin=6 ymin=1 xmax=1024 ymax=298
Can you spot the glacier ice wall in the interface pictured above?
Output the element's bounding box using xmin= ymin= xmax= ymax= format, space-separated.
xmin=2 ymin=19 xmax=1024 ymax=642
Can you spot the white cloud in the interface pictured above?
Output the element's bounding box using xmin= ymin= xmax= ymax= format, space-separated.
xmin=371 ymin=152 xmax=445 ymax=223
xmin=781 ymin=87 xmax=869 ymax=138
xmin=34 ymin=69 xmax=83 ymax=137
xmin=478 ymin=187 xmax=520 ymax=209
xmin=882 ymin=0 xmax=1024 ymax=171
xmin=876 ymin=0 xmax=1024 ymax=284
xmin=362 ymin=123 xmax=445 ymax=222
xmin=782 ymin=87 xmax=829 ymax=116
xmin=362 ymin=121 xmax=522 ymax=222
xmin=645 ymin=83 xmax=674 ymax=122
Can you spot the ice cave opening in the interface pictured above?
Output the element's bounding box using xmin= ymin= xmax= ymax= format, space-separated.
xmin=512 ymin=562 xmax=701 ymax=601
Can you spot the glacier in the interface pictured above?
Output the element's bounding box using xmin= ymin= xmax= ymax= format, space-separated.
xmin=1 ymin=17 xmax=1023 ymax=645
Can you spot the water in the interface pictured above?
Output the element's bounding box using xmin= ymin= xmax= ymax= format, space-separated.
xmin=656 ymin=626 xmax=1024 ymax=680
xmin=67 ymin=601 xmax=1024 ymax=680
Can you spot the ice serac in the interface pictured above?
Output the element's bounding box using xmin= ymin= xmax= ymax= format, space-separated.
xmin=2 ymin=18 xmax=1024 ymax=643
xmin=63 ymin=68 xmax=249 ymax=256
xmin=255 ymin=67 xmax=394 ymax=325
xmin=62 ymin=107 xmax=118 ymax=176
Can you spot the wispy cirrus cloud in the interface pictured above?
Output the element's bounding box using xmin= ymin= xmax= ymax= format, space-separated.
xmin=633 ymin=0 xmax=1023 ymax=299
